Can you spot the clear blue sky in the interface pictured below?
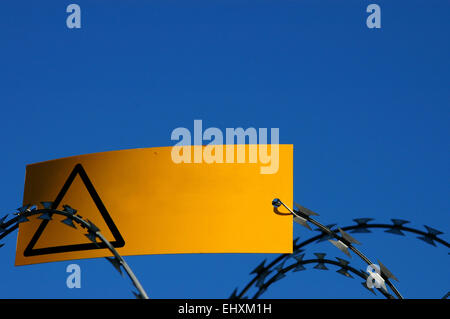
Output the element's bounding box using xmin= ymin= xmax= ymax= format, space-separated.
xmin=0 ymin=0 xmax=448 ymax=298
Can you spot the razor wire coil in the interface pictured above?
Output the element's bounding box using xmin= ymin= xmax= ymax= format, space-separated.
xmin=1 ymin=201 xmax=448 ymax=300
xmin=234 ymin=199 xmax=449 ymax=299
xmin=0 ymin=203 xmax=149 ymax=299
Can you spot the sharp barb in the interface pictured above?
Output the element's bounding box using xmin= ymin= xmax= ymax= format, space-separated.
xmin=293 ymin=248 xmax=304 ymax=256
xmin=63 ymin=205 xmax=77 ymax=215
xmin=314 ymin=263 xmax=328 ymax=270
xmin=0 ymin=215 xmax=8 ymax=224
xmin=131 ymin=291 xmax=145 ymax=299
xmin=293 ymin=264 xmax=306 ymax=272
xmin=40 ymin=202 xmax=54 ymax=210
xmin=293 ymin=253 xmax=306 ymax=272
xmin=293 ymin=253 xmax=305 ymax=263
xmin=106 ymin=257 xmax=123 ymax=276
xmin=353 ymin=218 xmax=374 ymax=226
xmin=61 ymin=218 xmax=77 ymax=229
xmin=337 ymin=268 xmax=353 ymax=278
xmin=275 ymin=259 xmax=286 ymax=272
xmin=391 ymin=219 xmax=410 ymax=226
xmin=385 ymin=228 xmax=405 ymax=236
xmin=229 ymin=288 xmax=238 ymax=299
xmin=255 ymin=272 xmax=270 ymax=288
xmin=294 ymin=216 xmax=311 ymax=230
xmin=314 ymin=253 xmax=326 ymax=260
xmin=424 ymin=225 xmax=444 ymax=236
xmin=16 ymin=204 xmax=31 ymax=214
xmin=378 ymin=260 xmax=399 ymax=282
xmin=294 ymin=203 xmax=319 ymax=216
xmin=38 ymin=212 xmax=52 ymax=221
xmin=339 ymin=228 xmax=361 ymax=245
xmin=85 ymin=232 xmax=98 ymax=244
xmin=329 ymin=240 xmax=351 ymax=257
xmin=255 ymin=279 xmax=264 ymax=288
xmin=417 ymin=236 xmax=436 ymax=247
xmin=250 ymin=259 xmax=266 ymax=275
xmin=335 ymin=257 xmax=350 ymax=267
xmin=313 ymin=253 xmax=328 ymax=269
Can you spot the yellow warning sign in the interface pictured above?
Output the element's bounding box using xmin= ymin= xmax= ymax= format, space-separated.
xmin=16 ymin=145 xmax=293 ymax=266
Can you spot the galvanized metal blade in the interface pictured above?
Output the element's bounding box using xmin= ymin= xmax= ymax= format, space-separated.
xmin=40 ymin=202 xmax=54 ymax=209
xmin=314 ymin=263 xmax=328 ymax=270
xmin=378 ymin=260 xmax=398 ymax=281
xmin=351 ymin=228 xmax=372 ymax=234
xmin=85 ymin=232 xmax=98 ymax=244
xmin=250 ymin=259 xmax=267 ymax=275
xmin=293 ymin=253 xmax=306 ymax=272
xmin=38 ymin=212 xmax=52 ymax=221
xmin=294 ymin=216 xmax=311 ymax=230
xmin=385 ymin=228 xmax=405 ymax=236
xmin=131 ymin=291 xmax=145 ymax=299
xmin=353 ymin=218 xmax=374 ymax=225
xmin=106 ymin=257 xmax=123 ymax=276
xmin=424 ymin=225 xmax=443 ymax=236
xmin=339 ymin=228 xmax=361 ymax=245
xmin=0 ymin=215 xmax=8 ymax=225
xmin=391 ymin=219 xmax=410 ymax=226
xmin=352 ymin=218 xmax=373 ymax=232
xmin=293 ymin=263 xmax=306 ymax=272
xmin=335 ymin=257 xmax=350 ymax=267
xmin=16 ymin=204 xmax=31 ymax=214
xmin=61 ymin=218 xmax=77 ymax=229
xmin=62 ymin=205 xmax=77 ymax=215
xmin=255 ymin=271 xmax=271 ymax=288
xmin=313 ymin=253 xmax=328 ymax=270
xmin=337 ymin=268 xmax=353 ymax=278
xmin=328 ymin=239 xmax=351 ymax=257
xmin=294 ymin=203 xmax=319 ymax=216
xmin=417 ymin=235 xmax=436 ymax=246
xmin=275 ymin=259 xmax=286 ymax=273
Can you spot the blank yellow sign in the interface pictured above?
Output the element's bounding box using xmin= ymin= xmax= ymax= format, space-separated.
xmin=16 ymin=145 xmax=293 ymax=266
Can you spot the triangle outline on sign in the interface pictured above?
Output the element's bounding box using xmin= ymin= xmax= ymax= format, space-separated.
xmin=23 ymin=163 xmax=125 ymax=257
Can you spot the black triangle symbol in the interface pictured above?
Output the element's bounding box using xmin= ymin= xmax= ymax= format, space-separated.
xmin=23 ymin=163 xmax=125 ymax=257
